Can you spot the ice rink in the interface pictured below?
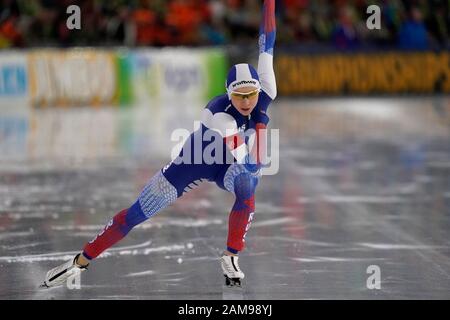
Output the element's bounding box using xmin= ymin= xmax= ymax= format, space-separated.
xmin=1 ymin=96 xmax=449 ymax=299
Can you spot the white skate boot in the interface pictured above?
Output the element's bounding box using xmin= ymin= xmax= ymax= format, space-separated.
xmin=41 ymin=253 xmax=88 ymax=288
xmin=221 ymin=254 xmax=244 ymax=287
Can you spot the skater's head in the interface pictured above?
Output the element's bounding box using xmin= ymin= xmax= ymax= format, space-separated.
xmin=226 ymin=63 xmax=261 ymax=116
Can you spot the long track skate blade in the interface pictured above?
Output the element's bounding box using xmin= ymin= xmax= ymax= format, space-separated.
xmin=224 ymin=275 xmax=242 ymax=288
xmin=39 ymin=282 xmax=50 ymax=289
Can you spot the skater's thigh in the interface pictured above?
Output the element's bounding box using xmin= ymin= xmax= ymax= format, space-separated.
xmin=162 ymin=159 xmax=223 ymax=197
xmin=138 ymin=161 xmax=219 ymax=218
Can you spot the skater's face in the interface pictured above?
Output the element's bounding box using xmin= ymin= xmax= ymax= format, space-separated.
xmin=230 ymin=86 xmax=260 ymax=116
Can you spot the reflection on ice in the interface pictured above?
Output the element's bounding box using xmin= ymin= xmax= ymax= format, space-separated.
xmin=0 ymin=97 xmax=449 ymax=299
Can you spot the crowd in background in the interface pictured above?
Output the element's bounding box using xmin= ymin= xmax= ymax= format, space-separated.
xmin=0 ymin=0 xmax=449 ymax=50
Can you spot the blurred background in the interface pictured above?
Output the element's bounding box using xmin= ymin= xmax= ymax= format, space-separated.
xmin=1 ymin=0 xmax=449 ymax=49
xmin=0 ymin=0 xmax=449 ymax=299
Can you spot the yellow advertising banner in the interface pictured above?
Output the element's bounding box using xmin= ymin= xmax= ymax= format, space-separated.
xmin=275 ymin=52 xmax=450 ymax=95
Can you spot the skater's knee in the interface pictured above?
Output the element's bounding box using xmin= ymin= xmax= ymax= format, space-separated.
xmin=116 ymin=201 xmax=147 ymax=235
xmin=233 ymin=173 xmax=257 ymax=200
xmin=126 ymin=201 xmax=148 ymax=227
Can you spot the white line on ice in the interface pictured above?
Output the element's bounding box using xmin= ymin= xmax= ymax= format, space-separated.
xmin=297 ymin=195 xmax=409 ymax=204
xmin=357 ymin=243 xmax=448 ymax=250
xmin=137 ymin=218 xmax=223 ymax=229
xmin=154 ymin=277 xmax=186 ymax=282
xmin=251 ymin=217 xmax=296 ymax=228
xmin=50 ymin=218 xmax=223 ymax=231
xmin=297 ymin=167 xmax=336 ymax=176
xmin=51 ymin=225 xmax=107 ymax=231
xmin=321 ymin=195 xmax=407 ymax=204
xmin=5 ymin=212 xmax=59 ymax=220
xmin=182 ymin=256 xmax=219 ymax=261
xmin=117 ymin=244 xmax=187 ymax=256
xmin=0 ymin=241 xmax=152 ymax=263
xmin=291 ymin=257 xmax=388 ymax=263
xmin=256 ymin=202 xmax=286 ymax=213
xmin=70 ymin=232 xmax=103 ymax=237
xmin=296 ymin=197 xmax=315 ymax=204
xmin=0 ymin=231 xmax=35 ymax=240
xmin=124 ymin=270 xmax=156 ymax=277
xmin=252 ymin=236 xmax=339 ymax=247
xmin=90 ymin=295 xmax=145 ymax=300
xmin=1 ymin=242 xmax=49 ymax=250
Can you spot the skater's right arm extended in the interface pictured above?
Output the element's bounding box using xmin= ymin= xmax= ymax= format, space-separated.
xmin=257 ymin=0 xmax=277 ymax=103
xmin=245 ymin=0 xmax=277 ymax=169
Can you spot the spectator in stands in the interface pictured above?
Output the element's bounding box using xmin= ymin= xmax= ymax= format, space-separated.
xmin=99 ymin=1 xmax=131 ymax=46
xmin=225 ymin=0 xmax=259 ymax=43
xmin=0 ymin=0 xmax=448 ymax=49
xmin=130 ymin=0 xmax=158 ymax=46
xmin=425 ymin=0 xmax=449 ymax=47
xmin=398 ymin=6 xmax=429 ymax=50
xmin=200 ymin=0 xmax=227 ymax=45
xmin=0 ymin=0 xmax=23 ymax=48
xmin=331 ymin=6 xmax=359 ymax=50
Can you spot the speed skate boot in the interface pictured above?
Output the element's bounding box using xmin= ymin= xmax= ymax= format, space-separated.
xmin=221 ymin=254 xmax=244 ymax=287
xmin=41 ymin=253 xmax=88 ymax=288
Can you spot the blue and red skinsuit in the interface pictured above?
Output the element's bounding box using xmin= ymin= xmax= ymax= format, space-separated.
xmin=83 ymin=0 xmax=277 ymax=260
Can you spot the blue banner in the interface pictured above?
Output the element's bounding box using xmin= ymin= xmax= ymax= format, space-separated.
xmin=0 ymin=64 xmax=27 ymax=96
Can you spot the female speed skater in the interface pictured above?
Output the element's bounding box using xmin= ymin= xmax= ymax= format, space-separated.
xmin=42 ymin=0 xmax=277 ymax=288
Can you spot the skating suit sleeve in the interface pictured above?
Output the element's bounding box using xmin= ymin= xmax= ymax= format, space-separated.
xmin=252 ymin=0 xmax=277 ymax=126
xmin=248 ymin=0 xmax=277 ymax=165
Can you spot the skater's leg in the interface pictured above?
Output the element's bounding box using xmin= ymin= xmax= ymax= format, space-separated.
xmin=81 ymin=200 xmax=147 ymax=261
xmin=42 ymin=161 xmax=216 ymax=287
xmin=217 ymin=166 xmax=259 ymax=286
xmin=226 ymin=172 xmax=257 ymax=254
xmin=81 ymin=152 xmax=220 ymax=262
xmin=43 ymin=129 xmax=223 ymax=286
xmin=82 ymin=170 xmax=178 ymax=261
